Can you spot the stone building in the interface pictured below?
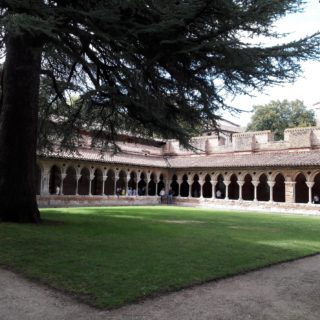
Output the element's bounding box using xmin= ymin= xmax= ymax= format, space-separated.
xmin=37 ymin=126 xmax=320 ymax=213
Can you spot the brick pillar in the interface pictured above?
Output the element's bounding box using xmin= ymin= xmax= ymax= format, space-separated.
xmin=285 ymin=181 xmax=296 ymax=203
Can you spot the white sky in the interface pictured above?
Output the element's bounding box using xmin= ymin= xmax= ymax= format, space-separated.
xmin=224 ymin=0 xmax=320 ymax=126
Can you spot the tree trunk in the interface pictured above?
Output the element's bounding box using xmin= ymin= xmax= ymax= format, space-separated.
xmin=0 ymin=33 xmax=42 ymax=223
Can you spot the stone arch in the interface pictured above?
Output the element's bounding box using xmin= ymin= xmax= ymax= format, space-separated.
xmin=191 ymin=174 xmax=201 ymax=198
xmin=138 ymin=172 xmax=147 ymax=195
xmin=105 ymin=169 xmax=115 ymax=195
xmin=242 ymin=173 xmax=254 ymax=201
xmin=295 ymin=172 xmax=308 ymax=203
xmin=116 ymin=170 xmax=127 ymax=195
xmin=228 ymin=174 xmax=239 ymax=200
xmin=180 ymin=174 xmax=189 ymax=197
xmin=78 ymin=167 xmax=90 ymax=195
xmin=312 ymin=172 xmax=320 ymax=203
xmin=273 ymin=173 xmax=285 ymax=202
xmin=257 ymin=173 xmax=270 ymax=201
xmin=157 ymin=173 xmax=165 ymax=195
xmin=170 ymin=174 xmax=179 ymax=196
xmin=92 ymin=168 xmax=103 ymax=195
xmin=35 ymin=163 xmax=42 ymax=195
xmin=49 ymin=165 xmax=61 ymax=195
xmin=215 ymin=174 xmax=225 ymax=199
xmin=63 ymin=166 xmax=77 ymax=195
xmin=203 ymin=174 xmax=212 ymax=198
xmin=148 ymin=173 xmax=157 ymax=196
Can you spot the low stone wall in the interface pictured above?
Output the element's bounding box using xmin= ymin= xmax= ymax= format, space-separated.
xmin=37 ymin=195 xmax=320 ymax=215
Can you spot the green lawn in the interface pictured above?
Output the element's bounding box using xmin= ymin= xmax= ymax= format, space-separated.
xmin=1 ymin=206 xmax=320 ymax=308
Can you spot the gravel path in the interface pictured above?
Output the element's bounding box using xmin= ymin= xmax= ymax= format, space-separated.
xmin=1 ymin=254 xmax=320 ymax=320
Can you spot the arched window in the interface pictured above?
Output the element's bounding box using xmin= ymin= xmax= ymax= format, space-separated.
xmin=63 ymin=166 xmax=77 ymax=195
xmin=78 ymin=167 xmax=90 ymax=195
xmin=228 ymin=174 xmax=239 ymax=200
xmin=138 ymin=172 xmax=147 ymax=195
xmin=295 ymin=173 xmax=308 ymax=203
xmin=312 ymin=173 xmax=320 ymax=204
xmin=91 ymin=169 xmax=103 ymax=195
xmin=180 ymin=174 xmax=189 ymax=197
xmin=273 ymin=174 xmax=285 ymax=202
xmin=148 ymin=173 xmax=156 ymax=196
xmin=203 ymin=174 xmax=212 ymax=198
xmin=49 ymin=165 xmax=61 ymax=195
xmin=242 ymin=174 xmax=254 ymax=201
xmin=170 ymin=174 xmax=179 ymax=197
xmin=116 ymin=170 xmax=127 ymax=195
xmin=215 ymin=174 xmax=226 ymax=199
xmin=257 ymin=174 xmax=269 ymax=201
xmin=191 ymin=174 xmax=201 ymax=198
xmin=105 ymin=169 xmax=115 ymax=195
xmin=157 ymin=174 xmax=165 ymax=195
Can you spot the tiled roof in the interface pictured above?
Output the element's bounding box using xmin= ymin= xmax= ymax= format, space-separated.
xmin=40 ymin=148 xmax=167 ymax=167
xmin=166 ymin=150 xmax=320 ymax=169
xmin=40 ymin=148 xmax=320 ymax=169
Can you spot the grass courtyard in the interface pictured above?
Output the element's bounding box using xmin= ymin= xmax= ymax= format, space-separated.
xmin=1 ymin=206 xmax=320 ymax=308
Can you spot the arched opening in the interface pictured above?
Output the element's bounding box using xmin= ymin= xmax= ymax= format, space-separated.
xmin=170 ymin=174 xmax=179 ymax=196
xmin=92 ymin=169 xmax=103 ymax=195
xmin=180 ymin=174 xmax=189 ymax=197
xmin=157 ymin=174 xmax=165 ymax=195
xmin=191 ymin=174 xmax=201 ymax=198
xmin=138 ymin=172 xmax=147 ymax=195
xmin=312 ymin=173 xmax=320 ymax=204
xmin=273 ymin=173 xmax=285 ymax=202
xmin=78 ymin=167 xmax=90 ymax=195
xmin=49 ymin=165 xmax=61 ymax=195
xmin=228 ymin=174 xmax=239 ymax=200
xmin=35 ymin=164 xmax=42 ymax=195
xmin=116 ymin=170 xmax=126 ymax=195
xmin=105 ymin=169 xmax=115 ymax=195
xmin=63 ymin=166 xmax=77 ymax=195
xmin=295 ymin=173 xmax=308 ymax=203
xmin=257 ymin=174 xmax=270 ymax=201
xmin=148 ymin=173 xmax=156 ymax=196
xmin=203 ymin=174 xmax=212 ymax=198
xmin=242 ymin=174 xmax=254 ymax=201
xmin=215 ymin=174 xmax=225 ymax=199
xmin=128 ymin=171 xmax=137 ymax=195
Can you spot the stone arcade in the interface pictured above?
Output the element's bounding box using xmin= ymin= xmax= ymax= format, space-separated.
xmin=36 ymin=126 xmax=320 ymax=213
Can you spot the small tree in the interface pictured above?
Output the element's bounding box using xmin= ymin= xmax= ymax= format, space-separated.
xmin=247 ymin=100 xmax=316 ymax=140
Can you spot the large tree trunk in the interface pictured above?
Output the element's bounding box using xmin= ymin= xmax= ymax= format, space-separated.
xmin=0 ymin=33 xmax=42 ymax=223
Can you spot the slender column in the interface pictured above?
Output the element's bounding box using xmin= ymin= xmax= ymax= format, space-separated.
xmin=212 ymin=181 xmax=217 ymax=199
xmin=126 ymin=174 xmax=131 ymax=195
xmin=199 ymin=179 xmax=204 ymax=198
xmin=135 ymin=175 xmax=139 ymax=195
xmin=76 ymin=174 xmax=81 ymax=195
xmin=89 ymin=174 xmax=94 ymax=196
xmin=114 ymin=173 xmax=119 ymax=196
xmin=188 ymin=176 xmax=192 ymax=197
xmin=60 ymin=173 xmax=67 ymax=195
xmin=284 ymin=181 xmax=296 ymax=203
xmin=155 ymin=179 xmax=158 ymax=196
xmin=238 ymin=180 xmax=244 ymax=200
xmin=102 ymin=175 xmax=107 ymax=196
xmin=252 ymin=180 xmax=259 ymax=202
xmin=146 ymin=174 xmax=150 ymax=196
xmin=306 ymin=182 xmax=315 ymax=204
xmin=177 ymin=179 xmax=182 ymax=197
xmin=224 ymin=180 xmax=230 ymax=200
xmin=267 ymin=181 xmax=275 ymax=202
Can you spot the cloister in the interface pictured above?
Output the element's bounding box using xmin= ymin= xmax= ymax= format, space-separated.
xmin=35 ymin=125 xmax=320 ymax=211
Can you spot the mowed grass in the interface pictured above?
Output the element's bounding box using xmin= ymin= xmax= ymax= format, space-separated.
xmin=1 ymin=206 xmax=320 ymax=308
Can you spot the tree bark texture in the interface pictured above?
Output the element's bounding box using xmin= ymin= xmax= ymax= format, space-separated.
xmin=0 ymin=33 xmax=42 ymax=223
